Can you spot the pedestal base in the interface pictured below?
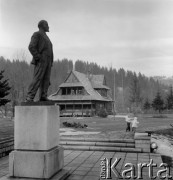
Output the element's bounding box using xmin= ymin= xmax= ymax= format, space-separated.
xmin=9 ymin=146 xmax=64 ymax=179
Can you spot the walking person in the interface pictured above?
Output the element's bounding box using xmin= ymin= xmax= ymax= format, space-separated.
xmin=26 ymin=20 xmax=53 ymax=102
xmin=125 ymin=114 xmax=133 ymax=132
xmin=131 ymin=114 xmax=139 ymax=132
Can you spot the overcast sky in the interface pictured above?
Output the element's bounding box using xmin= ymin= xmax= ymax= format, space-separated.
xmin=1 ymin=0 xmax=173 ymax=77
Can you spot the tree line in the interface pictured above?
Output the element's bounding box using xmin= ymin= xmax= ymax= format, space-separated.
xmin=143 ymin=86 xmax=173 ymax=113
xmin=0 ymin=56 xmax=170 ymax=113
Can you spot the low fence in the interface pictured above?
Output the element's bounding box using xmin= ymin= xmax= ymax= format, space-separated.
xmin=0 ymin=137 xmax=14 ymax=158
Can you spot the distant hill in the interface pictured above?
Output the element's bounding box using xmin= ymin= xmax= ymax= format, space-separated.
xmin=153 ymin=76 xmax=173 ymax=86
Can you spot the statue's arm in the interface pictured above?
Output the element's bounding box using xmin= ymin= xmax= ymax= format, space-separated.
xmin=28 ymin=32 xmax=41 ymax=61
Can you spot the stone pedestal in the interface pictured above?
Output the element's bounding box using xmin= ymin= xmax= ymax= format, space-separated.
xmin=135 ymin=132 xmax=151 ymax=153
xmin=15 ymin=106 xmax=59 ymax=150
xmin=9 ymin=105 xmax=65 ymax=179
xmin=9 ymin=147 xmax=64 ymax=179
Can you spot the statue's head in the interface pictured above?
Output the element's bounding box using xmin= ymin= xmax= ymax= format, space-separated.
xmin=38 ymin=20 xmax=49 ymax=32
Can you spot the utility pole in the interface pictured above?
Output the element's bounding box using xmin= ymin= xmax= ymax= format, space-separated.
xmin=121 ymin=71 xmax=124 ymax=112
xmin=114 ymin=70 xmax=116 ymax=119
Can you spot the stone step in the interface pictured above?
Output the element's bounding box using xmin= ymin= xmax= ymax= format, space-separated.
xmin=62 ymin=145 xmax=142 ymax=153
xmin=60 ymin=141 xmax=135 ymax=148
xmin=60 ymin=137 xmax=135 ymax=143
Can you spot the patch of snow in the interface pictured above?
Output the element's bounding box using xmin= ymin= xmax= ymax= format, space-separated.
xmin=60 ymin=128 xmax=76 ymax=132
xmin=60 ymin=131 xmax=100 ymax=136
xmin=60 ymin=127 xmax=100 ymax=136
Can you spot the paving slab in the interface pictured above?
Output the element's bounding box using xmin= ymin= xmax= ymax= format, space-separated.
xmin=0 ymin=150 xmax=165 ymax=180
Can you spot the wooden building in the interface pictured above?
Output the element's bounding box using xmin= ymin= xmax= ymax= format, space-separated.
xmin=49 ymin=70 xmax=113 ymax=116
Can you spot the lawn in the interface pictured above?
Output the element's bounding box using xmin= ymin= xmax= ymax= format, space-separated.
xmin=0 ymin=113 xmax=173 ymax=140
xmin=60 ymin=114 xmax=173 ymax=133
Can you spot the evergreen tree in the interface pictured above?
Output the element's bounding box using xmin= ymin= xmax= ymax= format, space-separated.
xmin=152 ymin=91 xmax=164 ymax=113
xmin=129 ymin=73 xmax=142 ymax=108
xmin=166 ymin=86 xmax=173 ymax=110
xmin=143 ymin=98 xmax=151 ymax=111
xmin=0 ymin=70 xmax=11 ymax=106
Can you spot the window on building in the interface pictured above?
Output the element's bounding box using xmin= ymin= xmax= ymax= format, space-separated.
xmin=67 ymin=88 xmax=71 ymax=95
xmin=62 ymin=88 xmax=66 ymax=95
xmin=71 ymin=89 xmax=75 ymax=95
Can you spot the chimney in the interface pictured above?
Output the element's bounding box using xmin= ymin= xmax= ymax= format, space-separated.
xmin=72 ymin=61 xmax=75 ymax=72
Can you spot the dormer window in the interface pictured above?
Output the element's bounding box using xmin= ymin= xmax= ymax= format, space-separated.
xmin=60 ymin=87 xmax=84 ymax=95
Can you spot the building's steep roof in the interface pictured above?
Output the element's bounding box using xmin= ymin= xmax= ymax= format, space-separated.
xmin=91 ymin=74 xmax=105 ymax=85
xmin=91 ymin=82 xmax=110 ymax=90
xmin=49 ymin=70 xmax=112 ymax=102
xmin=73 ymin=71 xmax=110 ymax=90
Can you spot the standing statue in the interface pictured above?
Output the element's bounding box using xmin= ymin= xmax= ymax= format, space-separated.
xmin=26 ymin=20 xmax=53 ymax=102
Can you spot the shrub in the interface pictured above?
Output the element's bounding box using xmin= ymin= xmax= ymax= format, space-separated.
xmin=63 ymin=121 xmax=88 ymax=128
xmin=97 ymin=108 xmax=108 ymax=118
xmin=86 ymin=110 xmax=90 ymax=117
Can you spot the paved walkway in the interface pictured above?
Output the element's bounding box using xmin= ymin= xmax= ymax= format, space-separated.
xmin=0 ymin=150 xmax=169 ymax=180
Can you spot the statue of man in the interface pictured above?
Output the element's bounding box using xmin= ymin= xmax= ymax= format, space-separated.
xmin=26 ymin=20 xmax=53 ymax=102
